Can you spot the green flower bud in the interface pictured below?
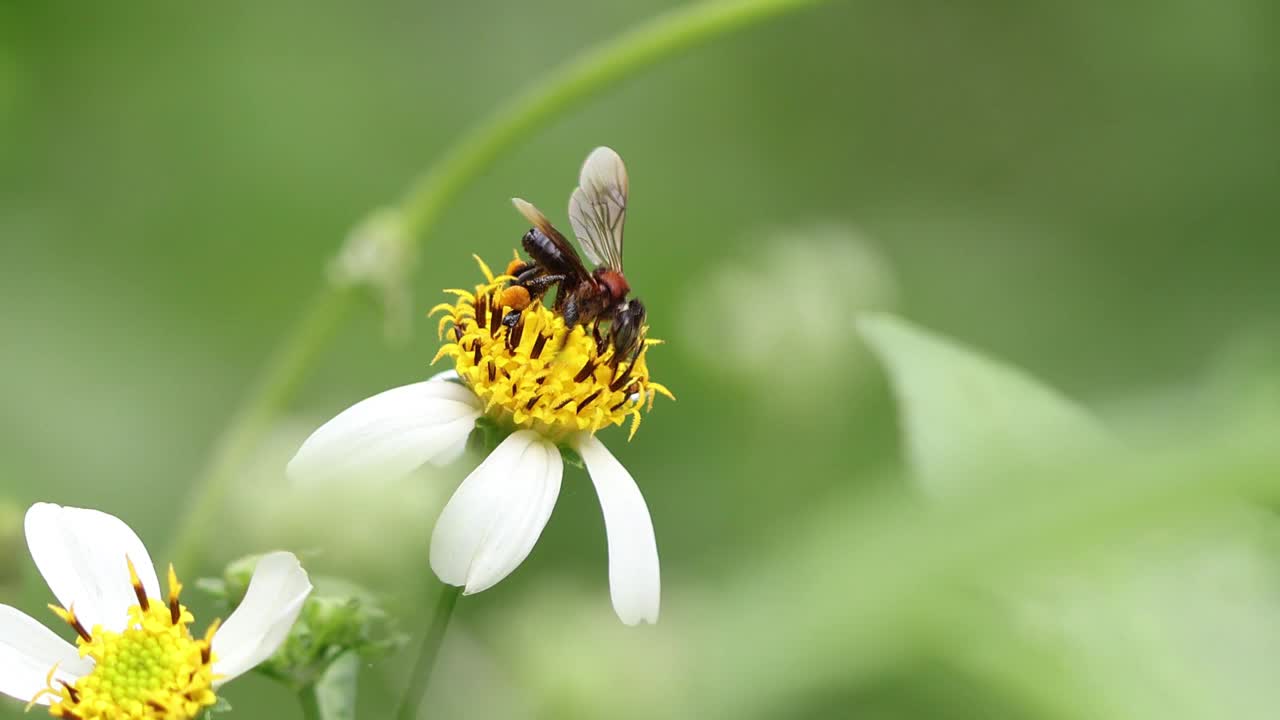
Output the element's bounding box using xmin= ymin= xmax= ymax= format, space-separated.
xmin=200 ymin=554 xmax=258 ymax=600
xmin=201 ymin=558 xmax=404 ymax=691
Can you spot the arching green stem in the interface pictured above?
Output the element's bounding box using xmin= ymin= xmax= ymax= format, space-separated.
xmin=169 ymin=0 xmax=832 ymax=570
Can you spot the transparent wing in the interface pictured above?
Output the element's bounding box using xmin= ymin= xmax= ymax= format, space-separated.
xmin=568 ymin=146 xmax=629 ymax=272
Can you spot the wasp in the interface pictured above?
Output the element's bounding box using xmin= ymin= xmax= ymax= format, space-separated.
xmin=502 ymin=146 xmax=647 ymax=361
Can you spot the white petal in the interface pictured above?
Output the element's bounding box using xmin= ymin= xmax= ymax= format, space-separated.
xmin=574 ymin=434 xmax=661 ymax=625
xmin=212 ymin=552 xmax=312 ymax=685
xmin=430 ymin=432 xmax=472 ymax=467
xmin=288 ymin=381 xmax=482 ymax=485
xmin=424 ymin=371 xmax=473 ymax=466
xmin=0 ymin=605 xmax=93 ymax=704
xmin=430 ymin=430 xmax=563 ymax=594
xmin=24 ymin=503 xmax=161 ymax=634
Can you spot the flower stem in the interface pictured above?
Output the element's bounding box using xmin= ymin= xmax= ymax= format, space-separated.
xmin=395 ymin=584 xmax=462 ymax=720
xmin=169 ymin=287 xmax=353 ymax=571
xmin=298 ymin=686 xmax=324 ymax=720
xmin=167 ymin=0 xmax=832 ymax=568
xmin=394 ymin=0 xmax=829 ymax=243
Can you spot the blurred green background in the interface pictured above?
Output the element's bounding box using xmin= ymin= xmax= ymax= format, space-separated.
xmin=2 ymin=0 xmax=1279 ymax=718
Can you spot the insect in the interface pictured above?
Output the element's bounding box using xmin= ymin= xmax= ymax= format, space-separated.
xmin=502 ymin=146 xmax=647 ymax=361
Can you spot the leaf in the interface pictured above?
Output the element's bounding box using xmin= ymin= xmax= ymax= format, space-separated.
xmin=856 ymin=313 xmax=1111 ymax=498
xmin=1011 ymin=509 xmax=1280 ymax=720
xmin=314 ymin=651 xmax=360 ymax=720
xmin=858 ymin=314 xmax=1280 ymax=720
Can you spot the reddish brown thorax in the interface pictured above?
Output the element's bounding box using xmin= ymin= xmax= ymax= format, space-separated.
xmin=595 ymin=269 xmax=630 ymax=300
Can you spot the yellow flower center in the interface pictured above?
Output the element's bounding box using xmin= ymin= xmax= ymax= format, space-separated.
xmin=33 ymin=562 xmax=219 ymax=720
xmin=431 ymin=255 xmax=673 ymax=441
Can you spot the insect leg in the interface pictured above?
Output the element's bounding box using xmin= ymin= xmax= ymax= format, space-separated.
xmin=609 ymin=299 xmax=646 ymax=358
xmin=521 ymin=273 xmax=567 ymax=297
xmin=562 ymin=293 xmax=581 ymax=326
xmin=514 ymin=264 xmax=542 ymax=284
xmin=503 ymin=274 xmax=569 ymax=328
xmin=593 ymin=323 xmax=608 ymax=355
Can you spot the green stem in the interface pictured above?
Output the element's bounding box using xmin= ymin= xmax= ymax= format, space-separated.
xmin=395 ymin=0 xmax=827 ymax=242
xmin=395 ymin=585 xmax=462 ymax=720
xmin=167 ymin=0 xmax=831 ymax=567
xmin=298 ymin=686 xmax=324 ymax=720
xmin=169 ymin=288 xmax=353 ymax=570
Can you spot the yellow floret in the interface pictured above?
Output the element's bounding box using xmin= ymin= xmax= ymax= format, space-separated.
xmin=32 ymin=565 xmax=218 ymax=720
xmin=431 ymin=256 xmax=673 ymax=441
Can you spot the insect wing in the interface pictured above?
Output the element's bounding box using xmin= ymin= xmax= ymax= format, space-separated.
xmin=511 ymin=197 xmax=590 ymax=278
xmin=568 ymin=146 xmax=628 ymax=272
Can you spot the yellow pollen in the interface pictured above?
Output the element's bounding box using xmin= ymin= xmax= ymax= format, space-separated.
xmin=430 ymin=255 xmax=673 ymax=440
xmin=34 ymin=563 xmax=219 ymax=720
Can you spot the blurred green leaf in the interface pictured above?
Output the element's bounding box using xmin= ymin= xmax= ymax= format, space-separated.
xmin=314 ymin=652 xmax=360 ymax=720
xmin=857 ymin=313 xmax=1111 ymax=498
xmin=497 ymin=421 xmax=1280 ymax=719
xmin=997 ymin=509 xmax=1280 ymax=720
xmin=856 ymin=314 xmax=1280 ymax=720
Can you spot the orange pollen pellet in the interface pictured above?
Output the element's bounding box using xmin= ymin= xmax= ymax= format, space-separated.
xmin=500 ymin=285 xmax=531 ymax=311
xmin=505 ymin=258 xmax=527 ymax=276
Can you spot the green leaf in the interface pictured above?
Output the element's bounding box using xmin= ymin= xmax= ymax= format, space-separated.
xmin=858 ymin=314 xmax=1280 ymax=720
xmin=314 ymin=652 xmax=360 ymax=720
xmin=856 ymin=313 xmax=1111 ymax=498
xmin=1012 ymin=508 xmax=1280 ymax=720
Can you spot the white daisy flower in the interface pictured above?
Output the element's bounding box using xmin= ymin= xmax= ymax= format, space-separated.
xmin=290 ymin=253 xmax=672 ymax=625
xmin=0 ymin=503 xmax=313 ymax=718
